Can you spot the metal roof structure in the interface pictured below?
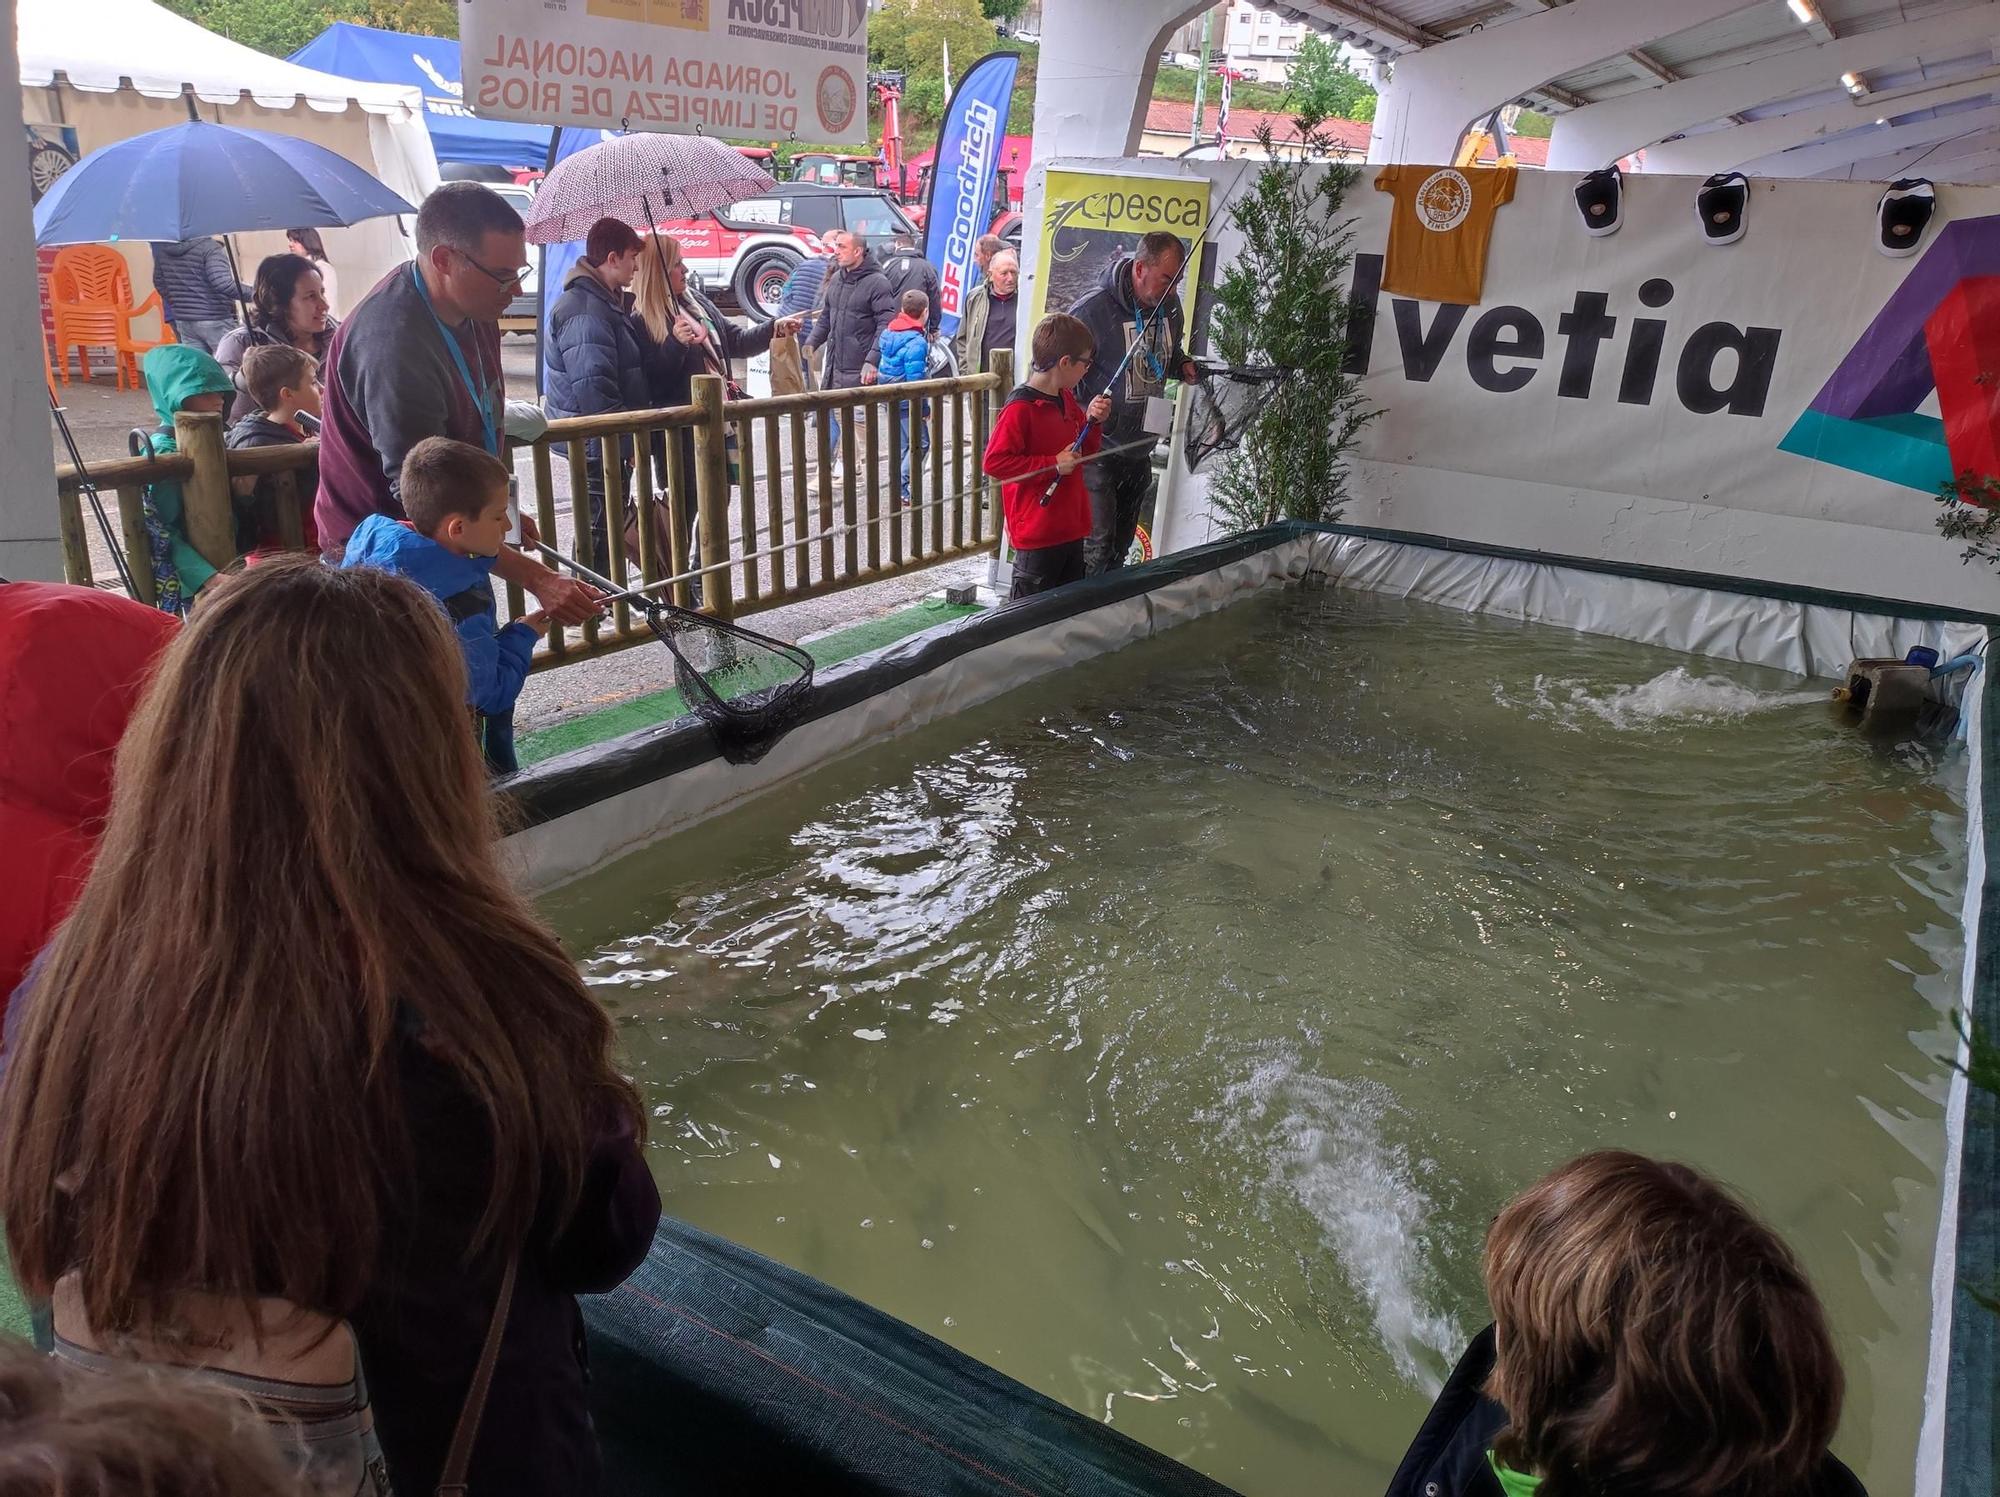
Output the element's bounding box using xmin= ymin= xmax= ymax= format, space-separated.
xmin=1240 ymin=0 xmax=2000 ymax=180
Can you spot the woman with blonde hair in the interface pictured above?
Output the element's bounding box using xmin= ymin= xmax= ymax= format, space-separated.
xmin=0 ymin=557 xmax=660 ymax=1496
xmin=629 ymin=234 xmax=801 ymax=597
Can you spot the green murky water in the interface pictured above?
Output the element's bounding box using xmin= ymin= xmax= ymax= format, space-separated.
xmin=545 ymin=586 xmax=1964 ymax=1496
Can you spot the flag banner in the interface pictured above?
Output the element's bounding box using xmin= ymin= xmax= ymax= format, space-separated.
xmin=462 ymin=0 xmax=869 ymax=143
xmin=923 ymin=50 xmax=1021 ymax=338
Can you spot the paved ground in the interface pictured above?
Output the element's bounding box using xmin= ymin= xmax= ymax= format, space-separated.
xmin=52 ymin=331 xmax=995 ymax=737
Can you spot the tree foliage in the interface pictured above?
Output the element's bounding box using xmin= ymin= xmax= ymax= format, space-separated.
xmin=1204 ymin=120 xmax=1376 ymax=529
xmin=160 ymin=0 xmax=454 ymax=57
xmin=869 ymin=0 xmax=1004 ymax=128
xmin=979 ymin=0 xmax=1028 ymax=22
xmin=1285 ymin=35 xmax=1376 ymax=123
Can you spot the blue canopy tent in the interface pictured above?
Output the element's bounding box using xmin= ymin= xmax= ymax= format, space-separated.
xmin=287 ymin=22 xmax=549 ymax=170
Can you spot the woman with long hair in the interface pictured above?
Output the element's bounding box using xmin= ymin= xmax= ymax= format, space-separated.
xmin=629 ymin=235 xmax=800 ymax=595
xmin=214 ymin=253 xmax=337 ymax=422
xmin=287 ymin=227 xmax=339 ymax=317
xmin=0 ymin=558 xmax=660 ymax=1495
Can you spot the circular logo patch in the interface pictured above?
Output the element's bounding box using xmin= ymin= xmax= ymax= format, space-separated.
xmin=816 ymin=67 xmax=858 ymax=136
xmin=1413 ymin=168 xmax=1472 ymax=232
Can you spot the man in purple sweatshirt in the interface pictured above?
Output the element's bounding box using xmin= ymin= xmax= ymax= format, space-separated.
xmin=315 ymin=183 xmax=599 ymax=625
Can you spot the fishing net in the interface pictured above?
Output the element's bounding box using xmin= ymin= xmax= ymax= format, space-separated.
xmin=541 ymin=545 xmax=814 ymax=765
xmin=1183 ymin=362 xmax=1294 ymax=472
xmin=637 ymin=597 xmax=815 ymax=765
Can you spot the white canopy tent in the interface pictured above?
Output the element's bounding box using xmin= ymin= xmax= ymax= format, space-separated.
xmin=16 ymin=0 xmax=439 ymax=320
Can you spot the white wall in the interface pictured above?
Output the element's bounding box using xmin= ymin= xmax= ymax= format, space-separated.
xmin=1 ymin=1 xmax=57 ymax=579
xmin=1040 ymin=156 xmax=2000 ymax=613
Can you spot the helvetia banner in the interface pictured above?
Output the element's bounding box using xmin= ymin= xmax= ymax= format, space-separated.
xmin=461 ymin=0 xmax=869 ymax=143
xmin=922 ymin=51 xmax=1020 ymax=338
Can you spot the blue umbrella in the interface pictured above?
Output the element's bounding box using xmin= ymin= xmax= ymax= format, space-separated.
xmin=32 ymin=120 xmax=414 ymax=246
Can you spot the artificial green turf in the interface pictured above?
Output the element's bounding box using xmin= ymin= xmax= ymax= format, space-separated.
xmin=517 ymin=598 xmax=984 ymax=766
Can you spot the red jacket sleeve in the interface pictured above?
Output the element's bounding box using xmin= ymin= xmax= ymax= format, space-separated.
xmin=982 ymin=400 xmax=1045 ymax=481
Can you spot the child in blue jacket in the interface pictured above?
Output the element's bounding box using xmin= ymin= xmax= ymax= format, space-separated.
xmin=341 ymin=437 xmax=549 ymax=773
xmin=870 ymin=288 xmax=932 ymax=506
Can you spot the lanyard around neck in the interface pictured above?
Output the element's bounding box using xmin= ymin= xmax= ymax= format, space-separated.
xmin=409 ymin=264 xmax=497 ymax=455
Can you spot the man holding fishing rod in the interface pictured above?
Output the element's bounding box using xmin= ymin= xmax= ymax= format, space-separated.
xmin=1066 ymin=231 xmax=1200 ymax=575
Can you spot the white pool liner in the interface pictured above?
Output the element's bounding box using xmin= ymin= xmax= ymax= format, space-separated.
xmin=508 ymin=524 xmax=1991 ymax=1496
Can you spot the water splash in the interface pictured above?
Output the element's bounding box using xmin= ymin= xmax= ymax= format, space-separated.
xmin=1222 ymin=1056 xmax=1462 ymax=1393
xmin=1495 ymin=666 xmax=1824 ymax=733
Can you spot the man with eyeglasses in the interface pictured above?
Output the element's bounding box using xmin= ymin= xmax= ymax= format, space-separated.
xmin=315 ymin=182 xmax=599 ymax=625
xmin=1066 ymin=230 xmax=1200 ymax=576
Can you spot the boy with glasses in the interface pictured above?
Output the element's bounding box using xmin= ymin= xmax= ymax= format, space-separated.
xmin=981 ymin=313 xmax=1112 ymax=601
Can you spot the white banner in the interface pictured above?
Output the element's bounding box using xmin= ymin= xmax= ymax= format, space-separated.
xmin=1118 ymin=156 xmax=2000 ymax=611
xmin=461 ymin=0 xmax=868 ymax=143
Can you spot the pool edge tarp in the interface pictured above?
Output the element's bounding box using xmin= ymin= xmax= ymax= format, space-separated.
xmin=584 ymin=1218 xmax=1241 ymax=1496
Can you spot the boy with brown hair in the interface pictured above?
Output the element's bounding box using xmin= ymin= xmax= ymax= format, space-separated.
xmin=1386 ymin=1150 xmax=1866 ymax=1497
xmin=339 ymin=436 xmax=550 ymax=772
xmin=227 ymin=344 xmax=323 ymax=551
xmin=981 ymin=312 xmax=1113 ymax=600
xmin=872 ymin=286 xmax=935 ymax=506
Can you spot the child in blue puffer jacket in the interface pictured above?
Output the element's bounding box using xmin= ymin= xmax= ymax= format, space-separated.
xmin=340 ymin=437 xmax=550 ymax=774
xmin=870 ymin=288 xmax=932 ymax=506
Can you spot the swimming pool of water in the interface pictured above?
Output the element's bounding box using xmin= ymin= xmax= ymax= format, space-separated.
xmin=545 ymin=585 xmax=1965 ymax=1495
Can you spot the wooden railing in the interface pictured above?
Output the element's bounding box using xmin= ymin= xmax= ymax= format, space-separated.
xmin=53 ymin=352 xmax=1012 ymax=672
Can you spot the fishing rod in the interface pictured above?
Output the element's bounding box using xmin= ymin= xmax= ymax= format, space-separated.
xmin=1041 ymin=239 xmax=1195 ymax=506
xmin=50 ymin=388 xmax=138 ymax=597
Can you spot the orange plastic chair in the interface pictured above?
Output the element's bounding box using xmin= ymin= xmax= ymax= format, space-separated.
xmin=49 ymin=245 xmax=174 ymax=390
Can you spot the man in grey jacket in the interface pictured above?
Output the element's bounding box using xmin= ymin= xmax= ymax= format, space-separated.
xmin=952 ymin=248 xmax=1018 ymax=375
xmin=151 ymin=237 xmax=250 ymax=353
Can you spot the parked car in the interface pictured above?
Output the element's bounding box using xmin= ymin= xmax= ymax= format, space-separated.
xmin=660 ymin=183 xmax=919 ymax=320
xmin=492 ymin=181 xmax=540 ymax=327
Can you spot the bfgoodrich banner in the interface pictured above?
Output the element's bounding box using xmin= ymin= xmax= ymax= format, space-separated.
xmin=462 ymin=0 xmax=868 ymax=142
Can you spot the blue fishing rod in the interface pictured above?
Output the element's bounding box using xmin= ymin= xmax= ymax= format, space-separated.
xmin=1040 ymin=240 xmax=1193 ymax=506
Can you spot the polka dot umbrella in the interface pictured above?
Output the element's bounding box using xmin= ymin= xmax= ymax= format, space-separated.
xmin=521 ymin=132 xmax=779 ymax=245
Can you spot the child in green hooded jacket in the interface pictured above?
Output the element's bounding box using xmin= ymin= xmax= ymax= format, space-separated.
xmin=138 ymin=344 xmax=237 ymax=613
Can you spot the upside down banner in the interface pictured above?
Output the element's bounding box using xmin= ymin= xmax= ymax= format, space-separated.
xmin=462 ymin=0 xmax=869 ymax=142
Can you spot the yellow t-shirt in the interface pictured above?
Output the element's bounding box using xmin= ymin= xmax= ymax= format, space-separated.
xmin=1374 ymin=165 xmax=1517 ymax=306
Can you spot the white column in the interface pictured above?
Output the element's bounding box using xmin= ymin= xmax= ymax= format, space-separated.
xmin=1019 ymin=0 xmax=1210 ymax=356
xmin=1641 ymin=73 xmax=2000 ymax=178
xmin=1740 ymin=104 xmax=2000 ymax=179
xmin=1032 ymin=0 xmax=1212 ymax=162
xmin=0 ymin=0 xmax=59 ymax=580
xmin=1547 ymin=6 xmax=2000 ymax=173
xmin=1818 ymin=136 xmax=2000 ymax=183
xmin=1367 ymin=0 xmax=1762 ymax=165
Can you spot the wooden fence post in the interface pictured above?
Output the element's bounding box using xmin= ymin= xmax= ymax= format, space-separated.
xmin=980 ymin=349 xmax=1012 ymax=547
xmin=173 ymin=410 xmax=237 ymax=577
xmin=691 ymin=374 xmax=734 ymax=621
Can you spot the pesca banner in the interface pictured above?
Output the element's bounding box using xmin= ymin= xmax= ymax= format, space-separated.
xmin=922 ymin=50 xmax=1020 ymax=339
xmin=461 ymin=0 xmax=868 ymax=143
xmin=1028 ymin=169 xmax=1209 ymax=329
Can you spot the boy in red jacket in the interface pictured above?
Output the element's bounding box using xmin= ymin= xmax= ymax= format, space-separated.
xmin=982 ymin=313 xmax=1114 ymax=600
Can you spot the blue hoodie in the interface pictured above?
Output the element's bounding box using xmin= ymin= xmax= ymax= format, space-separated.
xmin=340 ymin=513 xmax=538 ymax=750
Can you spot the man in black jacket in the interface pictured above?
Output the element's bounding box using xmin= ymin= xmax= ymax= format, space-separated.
xmin=805 ymin=231 xmax=898 ymax=477
xmin=807 ymin=232 xmax=898 ymax=390
xmin=880 ymin=234 xmax=941 ymax=338
xmin=1067 ymin=231 xmax=1197 ymax=574
xmin=543 ymin=217 xmax=648 ymax=565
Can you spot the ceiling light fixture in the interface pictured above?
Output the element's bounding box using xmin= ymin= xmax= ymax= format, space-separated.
xmin=1842 ymin=71 xmax=1866 ymax=96
xmin=1787 ymin=0 xmax=1818 ymax=23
